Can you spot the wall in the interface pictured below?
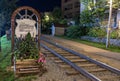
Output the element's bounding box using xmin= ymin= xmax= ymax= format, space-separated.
xmin=81 ymin=36 xmax=120 ymax=47
xmin=55 ymin=27 xmax=65 ymax=35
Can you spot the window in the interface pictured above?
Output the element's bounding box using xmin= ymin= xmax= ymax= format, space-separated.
xmin=64 ymin=4 xmax=73 ymax=11
xmin=74 ymin=2 xmax=80 ymax=8
xmin=76 ymin=11 xmax=80 ymax=15
xmin=64 ymin=0 xmax=68 ymax=3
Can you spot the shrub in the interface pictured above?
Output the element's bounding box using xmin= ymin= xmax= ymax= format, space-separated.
xmin=88 ymin=27 xmax=106 ymax=38
xmin=66 ymin=25 xmax=90 ymax=38
xmin=80 ymin=10 xmax=95 ymax=27
xmin=110 ymin=29 xmax=120 ymax=39
xmin=0 ymin=68 xmax=14 ymax=81
xmin=59 ymin=19 xmax=67 ymax=25
xmin=16 ymin=32 xmax=39 ymax=59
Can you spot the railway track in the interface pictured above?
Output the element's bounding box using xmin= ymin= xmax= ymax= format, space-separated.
xmin=40 ymin=37 xmax=120 ymax=81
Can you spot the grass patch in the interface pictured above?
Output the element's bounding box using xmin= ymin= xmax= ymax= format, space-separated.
xmin=0 ymin=35 xmax=14 ymax=81
xmin=0 ymin=67 xmax=14 ymax=81
xmin=57 ymin=35 xmax=120 ymax=53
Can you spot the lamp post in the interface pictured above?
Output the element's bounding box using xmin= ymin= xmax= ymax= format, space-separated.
xmin=106 ymin=0 xmax=112 ymax=48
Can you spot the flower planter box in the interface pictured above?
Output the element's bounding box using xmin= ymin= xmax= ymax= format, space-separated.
xmin=15 ymin=59 xmax=40 ymax=75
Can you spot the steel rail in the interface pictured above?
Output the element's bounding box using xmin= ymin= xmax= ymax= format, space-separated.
xmin=41 ymin=37 xmax=120 ymax=75
xmin=41 ymin=43 xmax=101 ymax=81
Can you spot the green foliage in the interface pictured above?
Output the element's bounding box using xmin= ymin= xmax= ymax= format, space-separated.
xmin=16 ymin=33 xmax=39 ymax=59
xmin=0 ymin=68 xmax=14 ymax=81
xmin=0 ymin=35 xmax=38 ymax=81
xmin=111 ymin=0 xmax=120 ymax=9
xmin=42 ymin=13 xmax=54 ymax=34
xmin=0 ymin=35 xmax=14 ymax=81
xmin=66 ymin=26 xmax=90 ymax=38
xmin=52 ymin=7 xmax=62 ymax=23
xmin=73 ymin=14 xmax=80 ymax=25
xmin=88 ymin=27 xmax=106 ymax=38
xmin=80 ymin=0 xmax=92 ymax=8
xmin=80 ymin=0 xmax=108 ymax=27
xmin=0 ymin=0 xmax=19 ymax=32
xmin=93 ymin=0 xmax=108 ymax=22
xmin=110 ymin=30 xmax=120 ymax=39
xmin=80 ymin=10 xmax=95 ymax=27
xmin=1 ymin=35 xmax=11 ymax=51
xmin=42 ymin=7 xmax=64 ymax=34
xmin=59 ymin=18 xmax=67 ymax=25
xmin=0 ymin=35 xmax=11 ymax=68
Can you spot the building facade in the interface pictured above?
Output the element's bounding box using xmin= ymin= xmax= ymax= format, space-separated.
xmin=61 ymin=0 xmax=80 ymax=20
xmin=61 ymin=0 xmax=98 ymax=19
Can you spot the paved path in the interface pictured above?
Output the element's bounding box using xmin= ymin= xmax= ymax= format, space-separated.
xmin=44 ymin=35 xmax=120 ymax=60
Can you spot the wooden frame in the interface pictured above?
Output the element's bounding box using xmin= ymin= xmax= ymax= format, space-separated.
xmin=11 ymin=6 xmax=41 ymax=52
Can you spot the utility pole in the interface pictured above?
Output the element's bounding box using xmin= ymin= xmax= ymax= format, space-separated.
xmin=106 ymin=0 xmax=112 ymax=48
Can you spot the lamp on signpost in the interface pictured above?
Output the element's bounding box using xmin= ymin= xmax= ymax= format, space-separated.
xmin=106 ymin=0 xmax=112 ymax=48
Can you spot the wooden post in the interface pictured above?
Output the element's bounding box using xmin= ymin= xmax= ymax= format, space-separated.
xmin=38 ymin=20 xmax=41 ymax=51
xmin=11 ymin=19 xmax=15 ymax=52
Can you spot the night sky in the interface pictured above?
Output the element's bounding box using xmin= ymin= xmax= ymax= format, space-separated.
xmin=17 ymin=0 xmax=61 ymax=12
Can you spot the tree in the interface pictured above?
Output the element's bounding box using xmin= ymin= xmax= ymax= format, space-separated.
xmin=42 ymin=7 xmax=63 ymax=34
xmin=80 ymin=0 xmax=94 ymax=10
xmin=80 ymin=10 xmax=95 ymax=27
xmin=93 ymin=0 xmax=108 ymax=25
xmin=80 ymin=0 xmax=109 ymax=26
xmin=112 ymin=0 xmax=120 ymax=9
xmin=81 ymin=0 xmax=120 ymax=20
xmin=111 ymin=0 xmax=120 ymax=19
xmin=0 ymin=0 xmax=19 ymax=35
xmin=52 ymin=7 xmax=62 ymax=23
xmin=42 ymin=12 xmax=54 ymax=34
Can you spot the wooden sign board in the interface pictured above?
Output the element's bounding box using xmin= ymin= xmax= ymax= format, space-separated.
xmin=15 ymin=19 xmax=37 ymax=38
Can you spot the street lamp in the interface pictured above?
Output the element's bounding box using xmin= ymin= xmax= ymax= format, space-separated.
xmin=106 ymin=0 xmax=112 ymax=48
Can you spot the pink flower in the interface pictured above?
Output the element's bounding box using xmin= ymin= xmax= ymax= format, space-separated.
xmin=38 ymin=53 xmax=46 ymax=64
